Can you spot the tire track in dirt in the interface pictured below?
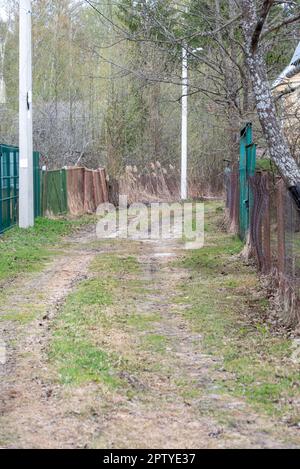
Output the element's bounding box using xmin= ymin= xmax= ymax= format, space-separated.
xmin=0 ymin=225 xmax=99 ymax=447
xmin=0 ymin=213 xmax=299 ymax=448
xmin=94 ymin=238 xmax=299 ymax=449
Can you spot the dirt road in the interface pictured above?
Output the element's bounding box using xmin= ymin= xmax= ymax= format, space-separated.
xmin=0 ymin=204 xmax=299 ymax=448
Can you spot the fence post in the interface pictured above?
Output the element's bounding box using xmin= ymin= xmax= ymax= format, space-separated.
xmin=41 ymin=169 xmax=47 ymax=216
xmin=100 ymin=169 xmax=109 ymax=202
xmin=33 ymin=151 xmax=41 ymax=218
xmin=232 ymin=171 xmax=239 ymax=234
xmin=239 ymin=126 xmax=247 ymax=239
xmin=262 ymin=174 xmax=271 ymax=273
xmin=0 ymin=149 xmax=2 ymax=233
xmin=277 ymin=179 xmax=285 ymax=274
xmin=83 ymin=169 xmax=87 ymax=212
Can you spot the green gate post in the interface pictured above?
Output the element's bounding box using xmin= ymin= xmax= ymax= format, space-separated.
xmin=0 ymin=151 xmax=2 ymax=233
xmin=13 ymin=149 xmax=18 ymax=224
xmin=246 ymin=143 xmax=257 ymax=222
xmin=239 ymin=123 xmax=254 ymax=240
xmin=33 ymin=151 xmax=41 ymax=218
xmin=60 ymin=169 xmax=68 ymax=214
xmin=6 ymin=151 xmax=10 ymax=230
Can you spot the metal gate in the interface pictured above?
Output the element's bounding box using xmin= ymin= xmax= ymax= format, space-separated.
xmin=0 ymin=145 xmax=19 ymax=233
xmin=0 ymin=144 xmax=41 ymax=234
xmin=239 ymin=123 xmax=256 ymax=240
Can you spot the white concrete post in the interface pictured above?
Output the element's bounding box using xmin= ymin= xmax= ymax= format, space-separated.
xmin=181 ymin=45 xmax=188 ymax=200
xmin=19 ymin=0 xmax=34 ymax=228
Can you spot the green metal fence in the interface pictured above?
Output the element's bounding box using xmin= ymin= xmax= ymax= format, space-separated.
xmin=0 ymin=144 xmax=41 ymax=234
xmin=0 ymin=145 xmax=19 ymax=233
xmin=239 ymin=123 xmax=256 ymax=240
xmin=33 ymin=151 xmax=42 ymax=218
xmin=42 ymin=169 xmax=67 ymax=215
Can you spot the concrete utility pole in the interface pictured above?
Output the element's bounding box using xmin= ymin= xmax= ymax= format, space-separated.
xmin=19 ymin=0 xmax=34 ymax=228
xmin=181 ymin=46 xmax=203 ymax=201
xmin=181 ymin=45 xmax=188 ymax=201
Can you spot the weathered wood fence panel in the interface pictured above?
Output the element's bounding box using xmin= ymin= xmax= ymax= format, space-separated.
xmin=43 ymin=166 xmax=109 ymax=216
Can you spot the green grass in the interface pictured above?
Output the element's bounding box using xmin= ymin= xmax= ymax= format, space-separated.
xmin=142 ymin=334 xmax=168 ymax=354
xmin=0 ymin=216 xmax=94 ymax=284
xmin=69 ymin=278 xmax=114 ymax=307
xmin=49 ymin=276 xmax=120 ymax=387
xmin=178 ymin=204 xmax=300 ymax=420
xmin=0 ymin=303 xmax=45 ymax=323
xmin=50 ymin=338 xmax=119 ymax=386
xmin=91 ymin=253 xmax=140 ymax=275
xmin=49 ymin=253 xmax=142 ymax=387
xmin=181 ymin=236 xmax=243 ymax=272
xmin=126 ymin=312 xmax=161 ymax=330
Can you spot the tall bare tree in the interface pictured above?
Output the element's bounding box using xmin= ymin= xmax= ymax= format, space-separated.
xmin=240 ymin=0 xmax=300 ymax=207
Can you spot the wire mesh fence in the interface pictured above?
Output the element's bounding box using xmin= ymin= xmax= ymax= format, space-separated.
xmin=226 ymin=170 xmax=300 ymax=325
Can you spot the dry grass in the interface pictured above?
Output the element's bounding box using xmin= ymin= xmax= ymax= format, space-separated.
xmin=119 ymin=162 xmax=179 ymax=203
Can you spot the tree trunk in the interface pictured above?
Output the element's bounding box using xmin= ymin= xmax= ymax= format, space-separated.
xmin=240 ymin=0 xmax=300 ymax=208
xmin=216 ymin=0 xmax=240 ymax=163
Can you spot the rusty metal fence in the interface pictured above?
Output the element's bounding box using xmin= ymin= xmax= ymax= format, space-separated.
xmin=226 ymin=170 xmax=300 ymax=325
xmin=66 ymin=167 xmax=108 ymax=215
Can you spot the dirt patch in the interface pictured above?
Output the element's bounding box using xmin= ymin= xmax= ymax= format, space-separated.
xmin=0 ymin=207 xmax=300 ymax=448
xmin=92 ymin=239 xmax=299 ymax=449
xmin=0 ymin=226 xmax=99 ymax=447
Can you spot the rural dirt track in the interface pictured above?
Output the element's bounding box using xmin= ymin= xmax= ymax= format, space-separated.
xmin=0 ymin=209 xmax=299 ymax=449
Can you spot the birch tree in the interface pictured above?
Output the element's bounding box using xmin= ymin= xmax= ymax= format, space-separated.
xmin=239 ymin=0 xmax=300 ymax=207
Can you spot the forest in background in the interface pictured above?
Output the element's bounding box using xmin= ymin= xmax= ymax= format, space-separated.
xmin=0 ymin=0 xmax=300 ymax=193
